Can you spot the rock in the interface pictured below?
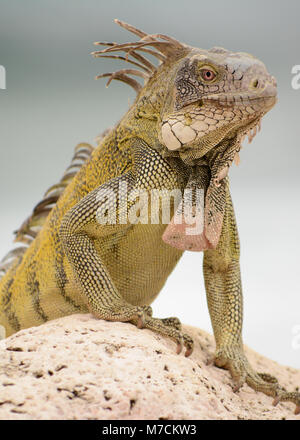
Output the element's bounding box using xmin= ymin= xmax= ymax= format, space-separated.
xmin=0 ymin=313 xmax=299 ymax=420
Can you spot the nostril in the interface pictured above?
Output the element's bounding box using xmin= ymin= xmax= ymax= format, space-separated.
xmin=252 ymin=79 xmax=259 ymax=88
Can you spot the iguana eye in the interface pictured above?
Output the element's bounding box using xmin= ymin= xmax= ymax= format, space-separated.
xmin=200 ymin=68 xmax=216 ymax=82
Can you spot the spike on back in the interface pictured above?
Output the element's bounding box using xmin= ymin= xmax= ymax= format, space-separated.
xmin=92 ymin=19 xmax=189 ymax=95
xmin=0 ymin=142 xmax=97 ymax=278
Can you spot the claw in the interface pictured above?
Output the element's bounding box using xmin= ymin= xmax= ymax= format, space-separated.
xmin=232 ymin=373 xmax=246 ymax=393
xmin=184 ymin=346 xmax=193 ymax=357
xmin=176 ymin=338 xmax=183 ymax=355
xmin=137 ymin=313 xmax=145 ymax=329
xmin=295 ymin=405 xmax=300 ymax=415
xmin=272 ymin=396 xmax=280 ymax=407
xmin=233 ymin=382 xmax=243 ymax=393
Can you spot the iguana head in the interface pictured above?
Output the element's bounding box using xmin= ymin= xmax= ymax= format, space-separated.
xmin=159 ymin=47 xmax=277 ymax=174
xmin=93 ymin=20 xmax=277 ymax=251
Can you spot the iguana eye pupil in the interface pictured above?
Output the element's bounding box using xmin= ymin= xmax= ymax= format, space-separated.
xmin=200 ymin=69 xmax=216 ymax=81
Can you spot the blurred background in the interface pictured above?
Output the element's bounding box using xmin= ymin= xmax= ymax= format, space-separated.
xmin=0 ymin=0 xmax=299 ymax=367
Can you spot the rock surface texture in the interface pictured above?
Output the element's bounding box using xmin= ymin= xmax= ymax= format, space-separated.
xmin=0 ymin=313 xmax=299 ymax=420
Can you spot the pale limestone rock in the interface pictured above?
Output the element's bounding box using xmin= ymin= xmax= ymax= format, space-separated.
xmin=0 ymin=313 xmax=299 ymax=420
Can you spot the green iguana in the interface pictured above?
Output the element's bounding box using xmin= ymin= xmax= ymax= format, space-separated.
xmin=0 ymin=20 xmax=299 ymax=414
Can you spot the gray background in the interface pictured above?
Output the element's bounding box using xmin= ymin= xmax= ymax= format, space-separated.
xmin=0 ymin=0 xmax=299 ymax=367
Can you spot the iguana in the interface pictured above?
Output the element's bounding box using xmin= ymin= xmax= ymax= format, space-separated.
xmin=0 ymin=20 xmax=299 ymax=414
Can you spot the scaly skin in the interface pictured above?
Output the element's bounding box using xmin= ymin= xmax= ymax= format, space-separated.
xmin=0 ymin=20 xmax=299 ymax=414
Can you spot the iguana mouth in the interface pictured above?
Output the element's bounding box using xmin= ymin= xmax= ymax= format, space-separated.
xmin=202 ymin=89 xmax=277 ymax=107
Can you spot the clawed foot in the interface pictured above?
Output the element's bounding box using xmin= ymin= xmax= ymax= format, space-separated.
xmin=132 ymin=308 xmax=194 ymax=357
xmin=126 ymin=306 xmax=299 ymax=415
xmin=93 ymin=302 xmax=194 ymax=357
xmin=143 ymin=315 xmax=194 ymax=357
xmin=213 ymin=346 xmax=300 ymax=415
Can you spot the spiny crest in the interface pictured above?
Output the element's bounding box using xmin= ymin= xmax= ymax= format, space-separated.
xmin=92 ymin=19 xmax=189 ymax=94
xmin=0 ymin=143 xmax=95 ymax=277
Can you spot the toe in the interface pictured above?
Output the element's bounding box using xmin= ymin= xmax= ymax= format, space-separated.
xmin=161 ymin=317 xmax=182 ymax=331
xmin=183 ymin=334 xmax=194 ymax=357
xmin=272 ymin=396 xmax=281 ymax=407
xmin=232 ymin=372 xmax=247 ymax=393
xmin=258 ymin=373 xmax=279 ymax=384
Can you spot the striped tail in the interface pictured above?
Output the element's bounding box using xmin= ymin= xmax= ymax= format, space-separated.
xmin=0 ymin=142 xmax=95 ymax=278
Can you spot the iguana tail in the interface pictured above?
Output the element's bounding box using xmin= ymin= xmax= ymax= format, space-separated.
xmin=0 ymin=142 xmax=95 ymax=278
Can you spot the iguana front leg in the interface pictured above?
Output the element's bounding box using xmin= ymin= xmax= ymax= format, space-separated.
xmin=60 ymin=173 xmax=150 ymax=323
xmin=203 ymin=185 xmax=300 ymax=414
xmin=60 ymin=143 xmax=193 ymax=355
